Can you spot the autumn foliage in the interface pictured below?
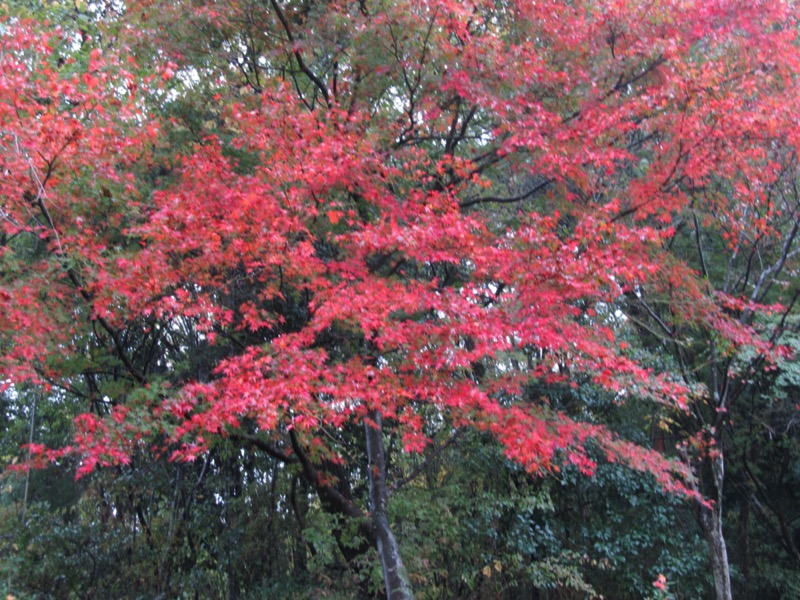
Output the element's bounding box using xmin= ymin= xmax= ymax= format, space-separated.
xmin=2 ymin=0 xmax=800 ymax=595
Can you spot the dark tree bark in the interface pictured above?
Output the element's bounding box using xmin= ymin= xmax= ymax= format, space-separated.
xmin=365 ymin=411 xmax=415 ymax=600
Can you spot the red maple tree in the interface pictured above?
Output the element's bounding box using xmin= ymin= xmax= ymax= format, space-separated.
xmin=2 ymin=1 xmax=798 ymax=597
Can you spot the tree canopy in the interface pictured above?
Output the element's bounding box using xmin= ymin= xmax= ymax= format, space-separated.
xmin=2 ymin=1 xmax=800 ymax=598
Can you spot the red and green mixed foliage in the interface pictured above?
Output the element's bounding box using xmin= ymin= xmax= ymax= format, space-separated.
xmin=1 ymin=0 xmax=799 ymax=595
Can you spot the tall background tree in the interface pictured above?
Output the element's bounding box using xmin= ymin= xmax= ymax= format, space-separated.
xmin=1 ymin=0 xmax=799 ymax=598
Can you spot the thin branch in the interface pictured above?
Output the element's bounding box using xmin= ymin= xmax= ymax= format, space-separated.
xmin=288 ymin=428 xmax=373 ymax=543
xmin=692 ymin=213 xmax=710 ymax=279
xmin=460 ymin=178 xmax=551 ymax=209
xmin=268 ymin=0 xmax=331 ymax=109
xmin=229 ymin=432 xmax=296 ymax=463
xmin=390 ymin=430 xmax=462 ymax=492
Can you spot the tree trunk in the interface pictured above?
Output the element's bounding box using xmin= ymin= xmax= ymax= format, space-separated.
xmin=702 ymin=506 xmax=733 ymax=600
xmin=700 ymin=453 xmax=733 ymax=600
xmin=365 ymin=411 xmax=415 ymax=600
